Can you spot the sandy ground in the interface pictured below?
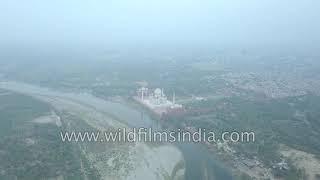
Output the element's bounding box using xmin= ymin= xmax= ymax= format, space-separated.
xmin=280 ymin=145 xmax=320 ymax=180
xmin=35 ymin=94 xmax=185 ymax=180
xmin=32 ymin=111 xmax=62 ymax=127
xmin=40 ymin=96 xmax=125 ymax=130
xmin=0 ymin=82 xmax=185 ymax=180
xmin=126 ymin=143 xmax=184 ymax=180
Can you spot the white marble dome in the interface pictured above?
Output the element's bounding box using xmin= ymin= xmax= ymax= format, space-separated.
xmin=154 ymin=88 xmax=162 ymax=97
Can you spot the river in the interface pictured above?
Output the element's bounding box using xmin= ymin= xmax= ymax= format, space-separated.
xmin=0 ymin=81 xmax=233 ymax=180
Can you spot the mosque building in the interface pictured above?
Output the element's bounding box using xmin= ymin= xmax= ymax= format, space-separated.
xmin=135 ymin=87 xmax=183 ymax=115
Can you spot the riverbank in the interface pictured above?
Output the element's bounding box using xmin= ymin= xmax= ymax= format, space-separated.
xmin=0 ymin=81 xmax=185 ymax=180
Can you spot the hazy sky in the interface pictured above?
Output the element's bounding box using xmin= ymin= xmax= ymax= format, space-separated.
xmin=1 ymin=0 xmax=319 ymax=48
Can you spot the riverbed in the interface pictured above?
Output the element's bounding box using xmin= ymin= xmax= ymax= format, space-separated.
xmin=0 ymin=81 xmax=233 ymax=180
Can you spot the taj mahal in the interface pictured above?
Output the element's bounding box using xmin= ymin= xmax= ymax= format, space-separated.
xmin=135 ymin=87 xmax=183 ymax=115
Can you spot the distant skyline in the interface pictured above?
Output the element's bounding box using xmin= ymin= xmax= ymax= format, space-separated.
xmin=1 ymin=0 xmax=319 ymax=48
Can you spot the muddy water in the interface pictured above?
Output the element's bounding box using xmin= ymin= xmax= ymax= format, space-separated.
xmin=0 ymin=81 xmax=233 ymax=180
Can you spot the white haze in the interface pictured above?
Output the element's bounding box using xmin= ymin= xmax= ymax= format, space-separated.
xmin=0 ymin=0 xmax=319 ymax=49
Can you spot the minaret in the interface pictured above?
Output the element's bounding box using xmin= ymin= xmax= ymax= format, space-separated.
xmin=141 ymin=88 xmax=144 ymax=101
xmin=141 ymin=90 xmax=144 ymax=101
xmin=173 ymin=91 xmax=175 ymax=105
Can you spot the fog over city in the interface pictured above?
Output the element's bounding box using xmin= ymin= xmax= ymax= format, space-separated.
xmin=1 ymin=0 xmax=320 ymax=49
xmin=0 ymin=1 xmax=320 ymax=180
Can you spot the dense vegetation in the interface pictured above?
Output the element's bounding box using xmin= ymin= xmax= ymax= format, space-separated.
xmin=169 ymin=93 xmax=320 ymax=179
xmin=0 ymin=90 xmax=91 ymax=180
